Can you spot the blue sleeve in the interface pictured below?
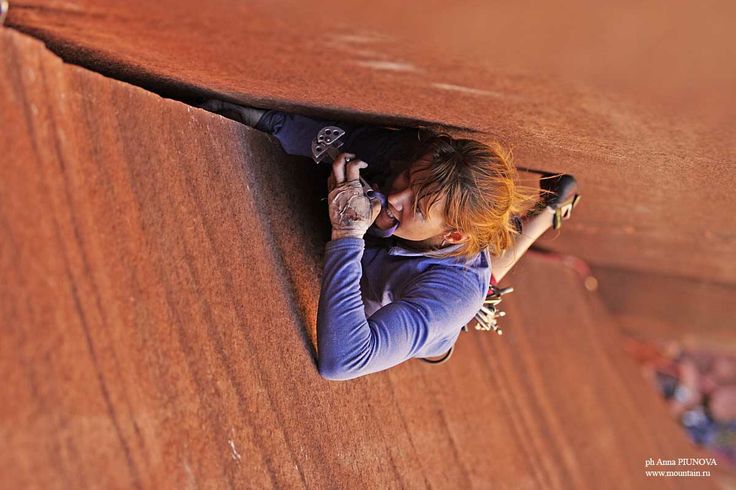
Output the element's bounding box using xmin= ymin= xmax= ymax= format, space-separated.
xmin=259 ymin=111 xmax=417 ymax=187
xmin=316 ymin=238 xmax=484 ymax=381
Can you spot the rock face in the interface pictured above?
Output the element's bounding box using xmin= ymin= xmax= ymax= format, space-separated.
xmin=6 ymin=0 xmax=736 ymax=284
xmin=1 ymin=29 xmax=724 ymax=488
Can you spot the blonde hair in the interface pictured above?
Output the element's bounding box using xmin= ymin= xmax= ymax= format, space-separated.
xmin=408 ymin=134 xmax=536 ymax=259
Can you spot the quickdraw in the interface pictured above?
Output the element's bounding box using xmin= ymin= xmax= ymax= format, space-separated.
xmin=418 ymin=284 xmax=513 ymax=365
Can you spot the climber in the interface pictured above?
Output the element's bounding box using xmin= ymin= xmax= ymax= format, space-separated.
xmin=200 ymin=100 xmax=580 ymax=381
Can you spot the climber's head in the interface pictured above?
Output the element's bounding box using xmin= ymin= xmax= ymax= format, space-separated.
xmin=374 ymin=135 xmax=534 ymax=258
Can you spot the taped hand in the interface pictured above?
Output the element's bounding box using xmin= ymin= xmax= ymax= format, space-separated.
xmin=327 ymin=153 xmax=382 ymax=240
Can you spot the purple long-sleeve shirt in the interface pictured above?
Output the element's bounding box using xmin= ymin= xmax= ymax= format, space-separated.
xmin=317 ymin=236 xmax=491 ymax=381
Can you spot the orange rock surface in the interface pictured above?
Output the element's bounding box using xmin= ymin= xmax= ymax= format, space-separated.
xmin=1 ymin=29 xmax=728 ymax=488
xmin=6 ymin=0 xmax=736 ymax=283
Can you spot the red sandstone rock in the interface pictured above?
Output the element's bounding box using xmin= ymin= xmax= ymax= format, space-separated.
xmin=5 ymin=0 xmax=736 ymax=283
xmin=593 ymin=266 xmax=736 ymax=352
xmin=1 ymin=29 xmax=728 ymax=488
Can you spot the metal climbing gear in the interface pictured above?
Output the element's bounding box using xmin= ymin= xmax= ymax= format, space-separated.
xmin=475 ymin=284 xmax=514 ymax=335
xmin=418 ymin=284 xmax=514 ymax=365
xmin=311 ymin=126 xmax=346 ymax=164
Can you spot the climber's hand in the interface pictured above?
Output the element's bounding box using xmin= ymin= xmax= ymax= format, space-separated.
xmin=327 ymin=153 xmax=381 ymax=240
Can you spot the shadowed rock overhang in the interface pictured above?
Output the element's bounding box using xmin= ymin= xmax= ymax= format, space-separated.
xmin=4 ymin=0 xmax=736 ymax=284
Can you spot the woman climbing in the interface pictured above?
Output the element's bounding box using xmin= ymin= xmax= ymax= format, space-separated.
xmin=200 ymin=101 xmax=581 ymax=380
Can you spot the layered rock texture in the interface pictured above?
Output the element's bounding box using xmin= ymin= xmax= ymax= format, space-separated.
xmin=6 ymin=0 xmax=736 ymax=284
xmin=2 ymin=1 xmax=735 ymax=488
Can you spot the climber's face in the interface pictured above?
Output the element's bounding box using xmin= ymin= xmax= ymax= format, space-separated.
xmin=373 ymin=155 xmax=453 ymax=244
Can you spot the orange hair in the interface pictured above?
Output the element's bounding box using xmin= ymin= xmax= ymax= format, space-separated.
xmin=408 ymin=134 xmax=536 ymax=259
